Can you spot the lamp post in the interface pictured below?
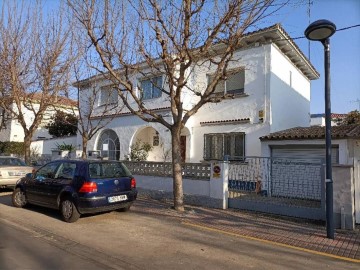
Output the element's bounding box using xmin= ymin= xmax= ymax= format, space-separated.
xmin=305 ymin=19 xmax=336 ymax=239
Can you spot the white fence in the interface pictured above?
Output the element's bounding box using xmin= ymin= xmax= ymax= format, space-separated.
xmin=31 ymin=136 xmax=77 ymax=156
xmin=125 ymin=159 xmax=357 ymax=229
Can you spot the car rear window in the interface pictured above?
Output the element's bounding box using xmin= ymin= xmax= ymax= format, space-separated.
xmin=0 ymin=158 xmax=26 ymax=166
xmin=88 ymin=162 xmax=132 ymax=178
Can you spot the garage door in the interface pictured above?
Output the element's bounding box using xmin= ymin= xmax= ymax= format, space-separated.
xmin=271 ymin=146 xmax=339 ymax=164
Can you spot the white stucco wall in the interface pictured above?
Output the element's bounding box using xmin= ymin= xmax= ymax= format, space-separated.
xmin=185 ymin=45 xmax=272 ymax=160
xmin=31 ymin=136 xmax=77 ymax=156
xmin=8 ymin=120 xmax=24 ymax=142
xmin=269 ymin=45 xmax=311 ymax=132
xmin=310 ymin=117 xmax=325 ymax=126
xmin=82 ymin=115 xmax=172 ymax=161
xmin=135 ymin=175 xmax=210 ymax=197
xmin=191 ymin=45 xmax=270 ymax=123
xmin=83 ymin=66 xmax=172 ymax=119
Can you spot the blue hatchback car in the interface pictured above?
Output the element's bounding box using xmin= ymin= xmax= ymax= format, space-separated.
xmin=12 ymin=159 xmax=137 ymax=222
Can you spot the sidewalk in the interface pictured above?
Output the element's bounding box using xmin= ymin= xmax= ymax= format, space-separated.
xmin=135 ymin=195 xmax=360 ymax=263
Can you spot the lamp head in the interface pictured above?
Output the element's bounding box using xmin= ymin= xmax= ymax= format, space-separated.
xmin=305 ymin=19 xmax=336 ymax=41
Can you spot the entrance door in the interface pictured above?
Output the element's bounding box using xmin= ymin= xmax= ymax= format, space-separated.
xmin=180 ymin=136 xmax=186 ymax=162
xmin=96 ymin=129 xmax=120 ymax=160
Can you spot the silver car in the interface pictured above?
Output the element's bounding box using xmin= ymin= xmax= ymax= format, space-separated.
xmin=0 ymin=156 xmax=34 ymax=189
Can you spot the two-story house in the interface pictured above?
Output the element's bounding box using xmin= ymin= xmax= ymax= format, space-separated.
xmin=76 ymin=24 xmax=319 ymax=162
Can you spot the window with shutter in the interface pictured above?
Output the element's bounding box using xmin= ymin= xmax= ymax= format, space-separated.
xmin=203 ymin=132 xmax=245 ymax=160
xmin=208 ymin=69 xmax=245 ymax=96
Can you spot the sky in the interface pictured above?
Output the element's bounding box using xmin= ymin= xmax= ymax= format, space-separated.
xmin=45 ymin=0 xmax=360 ymax=114
xmin=264 ymin=0 xmax=360 ymax=114
xmin=2 ymin=0 xmax=359 ymax=114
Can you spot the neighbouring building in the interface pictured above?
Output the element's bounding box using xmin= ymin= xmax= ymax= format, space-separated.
xmin=0 ymin=95 xmax=78 ymax=142
xmin=310 ymin=113 xmax=347 ymax=126
xmin=75 ymin=24 xmax=319 ymax=163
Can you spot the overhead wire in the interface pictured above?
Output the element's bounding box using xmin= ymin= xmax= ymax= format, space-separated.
xmin=283 ymin=24 xmax=360 ymax=41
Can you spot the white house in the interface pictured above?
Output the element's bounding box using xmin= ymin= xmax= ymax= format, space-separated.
xmin=0 ymin=95 xmax=78 ymax=142
xmin=76 ymin=24 xmax=319 ymax=163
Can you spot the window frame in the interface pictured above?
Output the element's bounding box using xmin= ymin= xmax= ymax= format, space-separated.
xmin=208 ymin=68 xmax=245 ymax=96
xmin=99 ymin=85 xmax=118 ymax=107
xmin=88 ymin=162 xmax=132 ymax=179
xmin=139 ymin=75 xmax=163 ymax=100
xmin=203 ymin=132 xmax=245 ymax=161
xmin=35 ymin=161 xmax=61 ymax=180
xmin=55 ymin=162 xmax=77 ymax=180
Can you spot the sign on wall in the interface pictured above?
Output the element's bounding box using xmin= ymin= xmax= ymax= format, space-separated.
xmin=103 ymin=144 xmax=109 ymax=151
xmin=212 ymin=164 xmax=221 ymax=178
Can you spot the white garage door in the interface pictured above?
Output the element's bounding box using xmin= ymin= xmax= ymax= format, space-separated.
xmin=271 ymin=146 xmax=339 ymax=164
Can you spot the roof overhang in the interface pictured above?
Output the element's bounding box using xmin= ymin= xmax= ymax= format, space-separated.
xmin=237 ymin=24 xmax=319 ymax=80
xmin=75 ymin=24 xmax=320 ymax=86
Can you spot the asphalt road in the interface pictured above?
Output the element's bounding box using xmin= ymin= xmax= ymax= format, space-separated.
xmin=0 ymin=190 xmax=359 ymax=270
xmin=0 ymin=220 xmax=112 ymax=270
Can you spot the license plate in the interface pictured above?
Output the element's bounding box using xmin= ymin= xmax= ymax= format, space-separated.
xmin=9 ymin=171 xmax=25 ymax=176
xmin=108 ymin=195 xmax=127 ymax=203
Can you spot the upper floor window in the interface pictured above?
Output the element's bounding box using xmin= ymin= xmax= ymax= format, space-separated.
xmin=139 ymin=76 xmax=162 ymax=100
xmin=209 ymin=69 xmax=245 ymax=95
xmin=204 ymin=132 xmax=245 ymax=160
xmin=99 ymin=86 xmax=118 ymax=106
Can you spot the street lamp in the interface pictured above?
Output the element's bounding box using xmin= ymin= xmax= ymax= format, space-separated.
xmin=305 ymin=19 xmax=336 ymax=239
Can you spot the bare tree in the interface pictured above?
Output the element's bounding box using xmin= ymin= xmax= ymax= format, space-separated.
xmin=337 ymin=110 xmax=360 ymax=125
xmin=72 ymin=62 xmax=127 ymax=159
xmin=68 ymin=0 xmax=287 ymax=211
xmin=0 ymin=0 xmax=78 ymax=163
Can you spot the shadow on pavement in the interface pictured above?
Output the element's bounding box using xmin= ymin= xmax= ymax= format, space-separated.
xmin=0 ymin=190 xmax=62 ymax=221
xmin=0 ymin=189 xmax=118 ymax=222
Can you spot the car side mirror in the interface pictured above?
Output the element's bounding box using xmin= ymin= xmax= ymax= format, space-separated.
xmin=26 ymin=173 xmax=33 ymax=179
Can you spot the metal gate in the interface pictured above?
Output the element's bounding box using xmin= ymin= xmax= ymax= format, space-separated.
xmin=228 ymin=156 xmax=325 ymax=221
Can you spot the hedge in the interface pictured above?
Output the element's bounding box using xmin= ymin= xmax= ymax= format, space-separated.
xmin=0 ymin=141 xmax=25 ymax=156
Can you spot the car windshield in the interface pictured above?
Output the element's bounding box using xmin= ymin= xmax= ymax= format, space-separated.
xmin=0 ymin=157 xmax=26 ymax=166
xmin=88 ymin=162 xmax=132 ymax=178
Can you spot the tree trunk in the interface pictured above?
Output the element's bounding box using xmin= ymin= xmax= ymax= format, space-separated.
xmin=171 ymin=125 xmax=184 ymax=211
xmin=23 ymin=135 xmax=32 ymax=165
xmin=81 ymin=136 xmax=88 ymax=159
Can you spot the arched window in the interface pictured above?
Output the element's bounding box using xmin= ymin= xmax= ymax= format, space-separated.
xmin=96 ymin=129 xmax=120 ymax=160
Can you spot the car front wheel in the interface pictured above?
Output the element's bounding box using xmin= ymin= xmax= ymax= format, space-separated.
xmin=12 ymin=188 xmax=27 ymax=208
xmin=60 ymin=197 xmax=80 ymax=223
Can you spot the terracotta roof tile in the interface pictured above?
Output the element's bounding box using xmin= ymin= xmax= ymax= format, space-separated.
xmin=200 ymin=118 xmax=250 ymax=126
xmin=260 ymin=125 xmax=360 ymax=141
xmin=90 ymin=106 xmax=171 ymax=119
xmin=23 ymin=93 xmax=77 ymax=107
